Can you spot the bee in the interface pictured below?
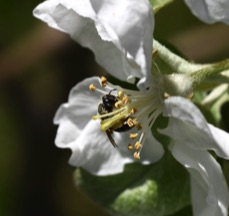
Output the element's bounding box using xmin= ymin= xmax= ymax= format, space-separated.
xmin=98 ymin=90 xmax=132 ymax=147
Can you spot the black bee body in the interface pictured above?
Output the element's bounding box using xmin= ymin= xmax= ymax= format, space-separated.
xmin=98 ymin=92 xmax=132 ymax=147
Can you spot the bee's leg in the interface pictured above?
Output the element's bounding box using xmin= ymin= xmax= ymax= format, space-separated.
xmin=106 ymin=130 xmax=118 ymax=148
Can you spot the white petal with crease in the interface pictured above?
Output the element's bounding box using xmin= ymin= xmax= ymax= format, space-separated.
xmin=163 ymin=96 xmax=229 ymax=158
xmin=33 ymin=0 xmax=153 ymax=88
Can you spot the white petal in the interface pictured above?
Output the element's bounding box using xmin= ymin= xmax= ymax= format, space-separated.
xmin=140 ymin=131 xmax=165 ymax=164
xmin=63 ymin=119 xmax=135 ymax=175
xmin=33 ymin=0 xmax=154 ymax=88
xmin=171 ymin=143 xmax=228 ymax=216
xmin=184 ymin=0 xmax=229 ymax=24
xmin=163 ymin=96 xmax=229 ymax=159
xmin=54 ymin=77 xmax=134 ymax=175
xmin=54 ymin=76 xmax=102 ymax=130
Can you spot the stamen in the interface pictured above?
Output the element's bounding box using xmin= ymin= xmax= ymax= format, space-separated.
xmin=130 ymin=108 xmax=137 ymax=115
xmin=89 ymin=84 xmax=96 ymax=92
xmin=89 ymin=76 xmax=164 ymax=160
xmin=100 ymin=76 xmax=107 ymax=87
xmin=132 ymin=118 xmax=139 ymax=126
xmin=134 ymin=141 xmax=142 ymax=151
xmin=127 ymin=118 xmax=135 ymax=127
xmin=128 ymin=143 xmax=133 ymax=151
xmin=118 ymin=90 xmax=124 ymax=99
xmin=129 ymin=133 xmax=138 ymax=139
xmin=122 ymin=96 xmax=131 ymax=104
xmin=134 ymin=151 xmax=140 ymax=160
xmin=115 ymin=101 xmax=123 ymax=108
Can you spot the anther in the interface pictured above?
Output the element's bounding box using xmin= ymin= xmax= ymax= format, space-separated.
xmin=115 ymin=101 xmax=123 ymax=108
xmin=122 ymin=96 xmax=131 ymax=104
xmin=128 ymin=143 xmax=133 ymax=151
xmin=118 ymin=90 xmax=124 ymax=99
xmin=89 ymin=84 xmax=96 ymax=92
xmin=132 ymin=118 xmax=139 ymax=126
xmin=100 ymin=76 xmax=107 ymax=87
xmin=127 ymin=118 xmax=134 ymax=127
xmin=130 ymin=108 xmax=137 ymax=115
xmin=129 ymin=133 xmax=138 ymax=139
xmin=134 ymin=151 xmax=140 ymax=160
xmin=134 ymin=141 xmax=142 ymax=151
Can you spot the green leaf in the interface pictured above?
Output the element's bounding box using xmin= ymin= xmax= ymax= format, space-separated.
xmin=74 ymin=152 xmax=190 ymax=216
xmin=149 ymin=0 xmax=175 ymax=13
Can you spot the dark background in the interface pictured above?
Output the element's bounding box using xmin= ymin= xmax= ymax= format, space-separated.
xmin=0 ymin=0 xmax=229 ymax=215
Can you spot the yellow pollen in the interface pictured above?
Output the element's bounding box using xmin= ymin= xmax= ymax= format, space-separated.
xmin=89 ymin=84 xmax=96 ymax=92
xmin=132 ymin=118 xmax=139 ymax=126
xmin=118 ymin=90 xmax=124 ymax=99
xmin=122 ymin=96 xmax=130 ymax=104
xmin=127 ymin=118 xmax=135 ymax=127
xmin=115 ymin=100 xmax=123 ymax=108
xmin=134 ymin=151 xmax=140 ymax=160
xmin=100 ymin=76 xmax=107 ymax=87
xmin=130 ymin=108 xmax=137 ymax=115
xmin=134 ymin=141 xmax=142 ymax=151
xmin=129 ymin=133 xmax=138 ymax=139
xmin=128 ymin=143 xmax=133 ymax=151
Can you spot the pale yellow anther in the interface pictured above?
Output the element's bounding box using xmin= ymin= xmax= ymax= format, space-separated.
xmin=132 ymin=118 xmax=139 ymax=126
xmin=134 ymin=141 xmax=142 ymax=151
xmin=128 ymin=143 xmax=133 ymax=151
xmin=100 ymin=76 xmax=107 ymax=87
xmin=130 ymin=108 xmax=137 ymax=115
xmin=89 ymin=84 xmax=96 ymax=92
xmin=129 ymin=133 xmax=138 ymax=139
xmin=118 ymin=90 xmax=124 ymax=99
xmin=127 ymin=118 xmax=134 ymax=127
xmin=133 ymin=151 xmax=140 ymax=160
xmin=122 ymin=96 xmax=131 ymax=104
xmin=115 ymin=101 xmax=123 ymax=108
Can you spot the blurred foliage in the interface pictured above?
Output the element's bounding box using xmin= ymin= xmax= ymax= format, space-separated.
xmin=0 ymin=0 xmax=40 ymax=45
xmin=76 ymin=152 xmax=190 ymax=216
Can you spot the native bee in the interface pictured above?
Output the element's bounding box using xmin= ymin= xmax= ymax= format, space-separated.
xmin=98 ymin=90 xmax=132 ymax=147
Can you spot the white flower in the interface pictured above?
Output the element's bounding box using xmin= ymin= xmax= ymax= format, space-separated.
xmin=33 ymin=0 xmax=229 ymax=215
xmin=184 ymin=0 xmax=229 ymax=24
xmin=54 ymin=76 xmax=164 ymax=175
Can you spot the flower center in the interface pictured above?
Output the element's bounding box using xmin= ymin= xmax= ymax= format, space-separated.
xmin=89 ymin=76 xmax=164 ymax=160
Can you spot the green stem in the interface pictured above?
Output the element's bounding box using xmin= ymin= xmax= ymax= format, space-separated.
xmin=191 ymin=59 xmax=229 ymax=86
xmin=153 ymin=39 xmax=206 ymax=73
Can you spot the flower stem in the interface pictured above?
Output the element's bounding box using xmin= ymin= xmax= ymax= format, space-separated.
xmin=191 ymin=59 xmax=229 ymax=86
